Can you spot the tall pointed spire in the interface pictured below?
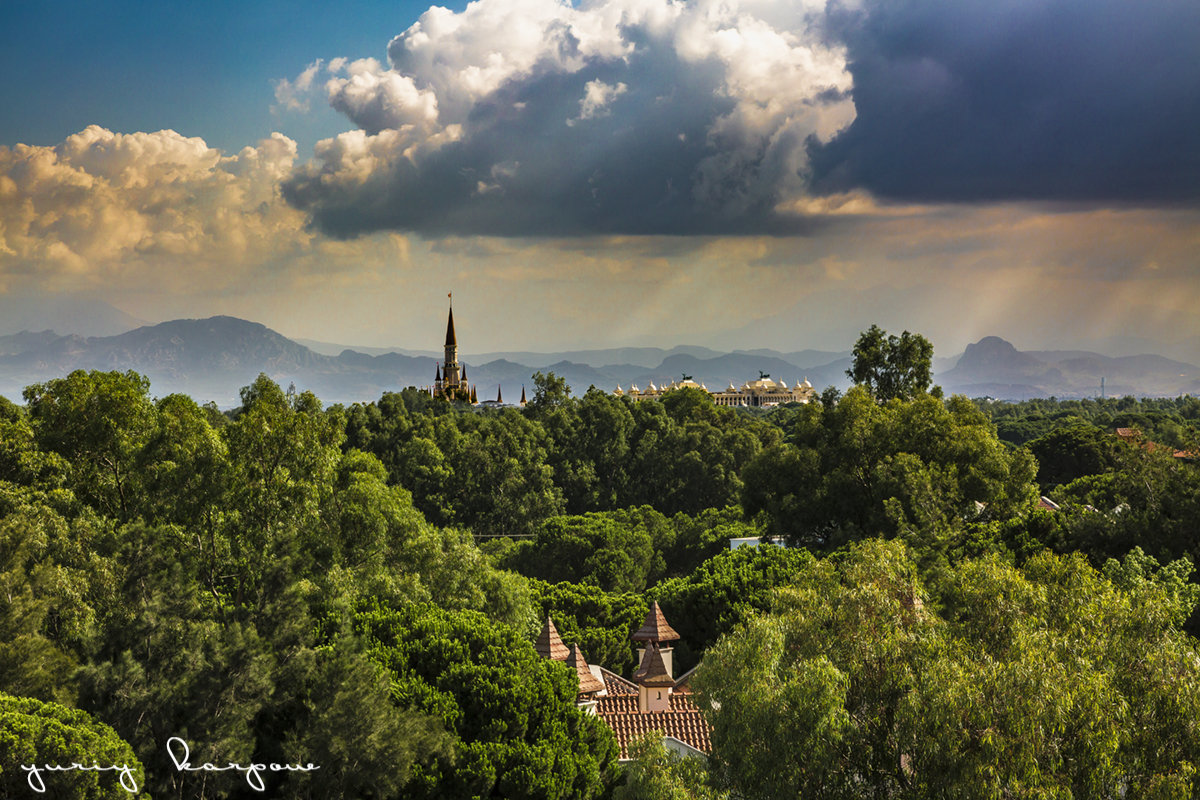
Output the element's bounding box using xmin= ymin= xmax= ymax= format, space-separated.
xmin=520 ymin=385 xmax=527 ymax=405
xmin=445 ymin=305 xmax=457 ymax=347
xmin=496 ymin=385 xmax=503 ymax=403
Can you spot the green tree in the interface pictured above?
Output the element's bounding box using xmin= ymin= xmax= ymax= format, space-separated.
xmin=507 ymin=512 xmax=661 ymax=593
xmin=0 ymin=693 xmax=145 ymax=798
xmin=742 ymin=388 xmax=1038 ymax=555
xmin=650 ymin=545 xmax=815 ymax=675
xmin=526 ymin=370 xmax=572 ymax=416
xmin=359 ymin=603 xmax=619 ymax=800
xmin=694 ymin=540 xmax=1200 ymax=800
xmin=529 ymin=579 xmax=648 ymax=674
xmin=24 ymin=370 xmax=157 ymax=521
xmin=615 ymin=733 xmax=728 ymax=800
xmin=1027 ymin=423 xmax=1120 ymax=489
xmin=846 ymin=324 xmax=934 ymax=401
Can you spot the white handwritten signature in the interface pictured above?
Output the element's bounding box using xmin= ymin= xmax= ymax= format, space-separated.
xmin=21 ymin=761 xmax=139 ymax=794
xmin=20 ymin=736 xmax=320 ymax=794
xmin=167 ymin=736 xmax=320 ymax=792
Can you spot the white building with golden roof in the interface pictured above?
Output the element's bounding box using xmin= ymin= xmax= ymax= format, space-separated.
xmin=616 ymin=373 xmax=815 ymax=407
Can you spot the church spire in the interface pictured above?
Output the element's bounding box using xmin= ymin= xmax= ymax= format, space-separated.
xmin=445 ymin=293 xmax=457 ymax=347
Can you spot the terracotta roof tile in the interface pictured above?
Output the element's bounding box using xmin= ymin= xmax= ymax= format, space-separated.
xmin=632 ymin=601 xmax=680 ymax=643
xmin=597 ymin=693 xmax=712 ymax=759
xmin=535 ymin=617 xmax=569 ymax=661
xmin=598 ymin=667 xmax=638 ymax=696
xmin=568 ymin=644 xmax=605 ymax=695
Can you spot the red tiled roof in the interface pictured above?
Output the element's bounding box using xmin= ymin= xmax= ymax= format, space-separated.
xmin=597 ymin=693 xmax=712 ymax=759
xmin=598 ymin=666 xmax=638 ymax=696
xmin=568 ymin=644 xmax=605 ymax=695
xmin=632 ymin=601 xmax=680 ymax=643
xmin=535 ymin=617 xmax=569 ymax=661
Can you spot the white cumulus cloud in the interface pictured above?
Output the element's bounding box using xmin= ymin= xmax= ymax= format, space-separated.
xmin=282 ymin=0 xmax=856 ymax=236
xmin=0 ymin=126 xmax=310 ymax=289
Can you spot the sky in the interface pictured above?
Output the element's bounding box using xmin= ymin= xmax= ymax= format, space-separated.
xmin=1 ymin=0 xmax=1198 ymax=359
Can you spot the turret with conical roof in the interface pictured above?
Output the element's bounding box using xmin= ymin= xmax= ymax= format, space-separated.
xmin=634 ymin=643 xmax=675 ymax=712
xmin=633 ymin=601 xmax=679 ymax=679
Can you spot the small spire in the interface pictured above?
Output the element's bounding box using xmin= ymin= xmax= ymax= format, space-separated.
xmin=520 ymin=385 xmax=527 ymax=405
xmin=496 ymin=385 xmax=503 ymax=403
xmin=470 ymin=386 xmax=478 ymax=403
xmin=435 ymin=363 xmax=442 ymax=381
xmin=632 ymin=601 xmax=680 ymax=643
xmin=568 ymin=644 xmax=605 ymax=695
xmin=536 ymin=617 xmax=570 ymax=660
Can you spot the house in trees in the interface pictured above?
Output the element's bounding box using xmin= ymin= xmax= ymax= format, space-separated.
xmin=536 ymin=602 xmax=711 ymax=761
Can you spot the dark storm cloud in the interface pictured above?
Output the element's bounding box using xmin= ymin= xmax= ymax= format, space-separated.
xmin=808 ymin=0 xmax=1200 ymax=204
xmin=280 ymin=0 xmax=856 ymax=238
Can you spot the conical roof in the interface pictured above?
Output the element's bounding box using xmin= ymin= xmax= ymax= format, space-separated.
xmin=633 ymin=643 xmax=675 ymax=687
xmin=568 ymin=644 xmax=604 ymax=694
xmin=632 ymin=601 xmax=680 ymax=643
xmin=535 ymin=617 xmax=569 ymax=660
xmin=445 ymin=306 xmax=457 ymax=347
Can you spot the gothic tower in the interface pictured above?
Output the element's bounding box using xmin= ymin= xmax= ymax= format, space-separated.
xmin=434 ymin=295 xmax=471 ymax=402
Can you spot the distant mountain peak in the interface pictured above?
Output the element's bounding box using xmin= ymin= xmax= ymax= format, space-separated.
xmin=956 ymin=336 xmax=1043 ymax=372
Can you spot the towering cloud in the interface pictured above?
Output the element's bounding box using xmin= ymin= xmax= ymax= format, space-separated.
xmin=281 ymin=0 xmax=856 ymax=237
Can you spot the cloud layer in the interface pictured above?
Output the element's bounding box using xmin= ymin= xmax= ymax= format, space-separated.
xmin=809 ymin=0 xmax=1200 ymax=204
xmin=282 ymin=0 xmax=856 ymax=237
xmin=0 ymin=126 xmax=308 ymax=291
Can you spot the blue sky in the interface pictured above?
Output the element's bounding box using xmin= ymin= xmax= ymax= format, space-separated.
xmin=1 ymin=0 xmax=1198 ymax=359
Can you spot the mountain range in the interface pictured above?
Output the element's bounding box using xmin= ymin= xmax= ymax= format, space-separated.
xmin=0 ymin=318 xmax=1196 ymax=407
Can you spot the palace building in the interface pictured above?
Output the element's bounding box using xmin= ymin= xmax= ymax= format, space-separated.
xmin=616 ymin=374 xmax=816 ymax=407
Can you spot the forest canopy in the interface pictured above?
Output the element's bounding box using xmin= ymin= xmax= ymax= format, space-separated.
xmin=0 ymin=364 xmax=1197 ymax=799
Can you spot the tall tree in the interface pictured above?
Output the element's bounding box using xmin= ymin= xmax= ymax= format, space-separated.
xmin=846 ymin=324 xmax=934 ymax=401
xmin=24 ymin=370 xmax=157 ymax=521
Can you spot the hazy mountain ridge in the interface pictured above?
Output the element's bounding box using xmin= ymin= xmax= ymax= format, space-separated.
xmin=0 ymin=317 xmax=1195 ymax=406
xmin=939 ymin=336 xmax=1200 ymax=399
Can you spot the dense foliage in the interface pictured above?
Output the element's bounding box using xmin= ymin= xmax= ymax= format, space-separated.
xmin=1 ymin=355 xmax=1198 ymax=799
xmin=695 ymin=539 xmax=1200 ymax=799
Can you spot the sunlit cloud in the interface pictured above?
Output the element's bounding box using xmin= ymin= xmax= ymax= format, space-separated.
xmin=0 ymin=126 xmax=315 ymax=294
xmin=281 ymin=0 xmax=856 ymax=237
